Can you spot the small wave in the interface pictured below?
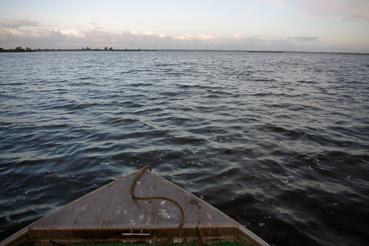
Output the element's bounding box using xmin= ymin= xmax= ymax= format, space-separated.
xmin=168 ymin=135 xmax=207 ymax=145
xmin=126 ymin=82 xmax=154 ymax=87
xmin=160 ymin=91 xmax=182 ymax=97
xmin=120 ymin=69 xmax=149 ymax=74
xmin=252 ymin=78 xmax=276 ymax=82
xmin=78 ymin=76 xmax=93 ymax=80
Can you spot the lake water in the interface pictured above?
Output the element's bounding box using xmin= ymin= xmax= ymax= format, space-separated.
xmin=0 ymin=51 xmax=369 ymax=246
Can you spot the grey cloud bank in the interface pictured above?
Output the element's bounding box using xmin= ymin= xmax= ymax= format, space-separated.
xmin=288 ymin=37 xmax=318 ymax=42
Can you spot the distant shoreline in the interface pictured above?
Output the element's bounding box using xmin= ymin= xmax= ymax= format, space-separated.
xmin=0 ymin=47 xmax=368 ymax=55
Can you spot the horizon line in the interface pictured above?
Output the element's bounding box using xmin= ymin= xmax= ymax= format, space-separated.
xmin=1 ymin=47 xmax=368 ymax=55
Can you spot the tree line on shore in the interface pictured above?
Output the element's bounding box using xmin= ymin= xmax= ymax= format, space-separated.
xmin=0 ymin=46 xmax=34 ymax=52
xmin=0 ymin=46 xmax=151 ymax=52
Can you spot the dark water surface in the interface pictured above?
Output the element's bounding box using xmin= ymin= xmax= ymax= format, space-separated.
xmin=1 ymin=51 xmax=369 ymax=245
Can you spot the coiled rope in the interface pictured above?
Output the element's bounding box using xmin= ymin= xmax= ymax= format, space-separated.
xmin=130 ymin=166 xmax=185 ymax=245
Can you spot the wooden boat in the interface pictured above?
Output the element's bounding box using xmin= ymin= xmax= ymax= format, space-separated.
xmin=0 ymin=167 xmax=270 ymax=246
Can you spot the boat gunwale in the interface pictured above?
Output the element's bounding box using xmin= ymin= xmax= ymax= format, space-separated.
xmin=1 ymin=225 xmax=259 ymax=246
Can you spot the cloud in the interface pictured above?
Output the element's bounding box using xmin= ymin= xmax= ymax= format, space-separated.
xmin=174 ymin=34 xmax=214 ymax=41
xmin=218 ymin=36 xmax=309 ymax=51
xmin=89 ymin=22 xmax=103 ymax=29
xmin=264 ymin=0 xmax=369 ymax=22
xmin=0 ymin=19 xmax=40 ymax=28
xmin=346 ymin=2 xmax=369 ymax=21
xmin=301 ymin=0 xmax=369 ymax=21
xmin=288 ymin=36 xmax=318 ymax=42
xmin=0 ymin=28 xmax=217 ymax=49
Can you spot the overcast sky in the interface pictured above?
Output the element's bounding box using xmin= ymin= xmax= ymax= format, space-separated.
xmin=0 ymin=0 xmax=369 ymax=52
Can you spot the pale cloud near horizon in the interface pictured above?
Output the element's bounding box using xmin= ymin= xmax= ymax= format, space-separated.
xmin=0 ymin=24 xmax=342 ymax=52
xmin=0 ymin=19 xmax=40 ymax=28
xmin=288 ymin=36 xmax=318 ymax=42
xmin=174 ymin=34 xmax=215 ymax=41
